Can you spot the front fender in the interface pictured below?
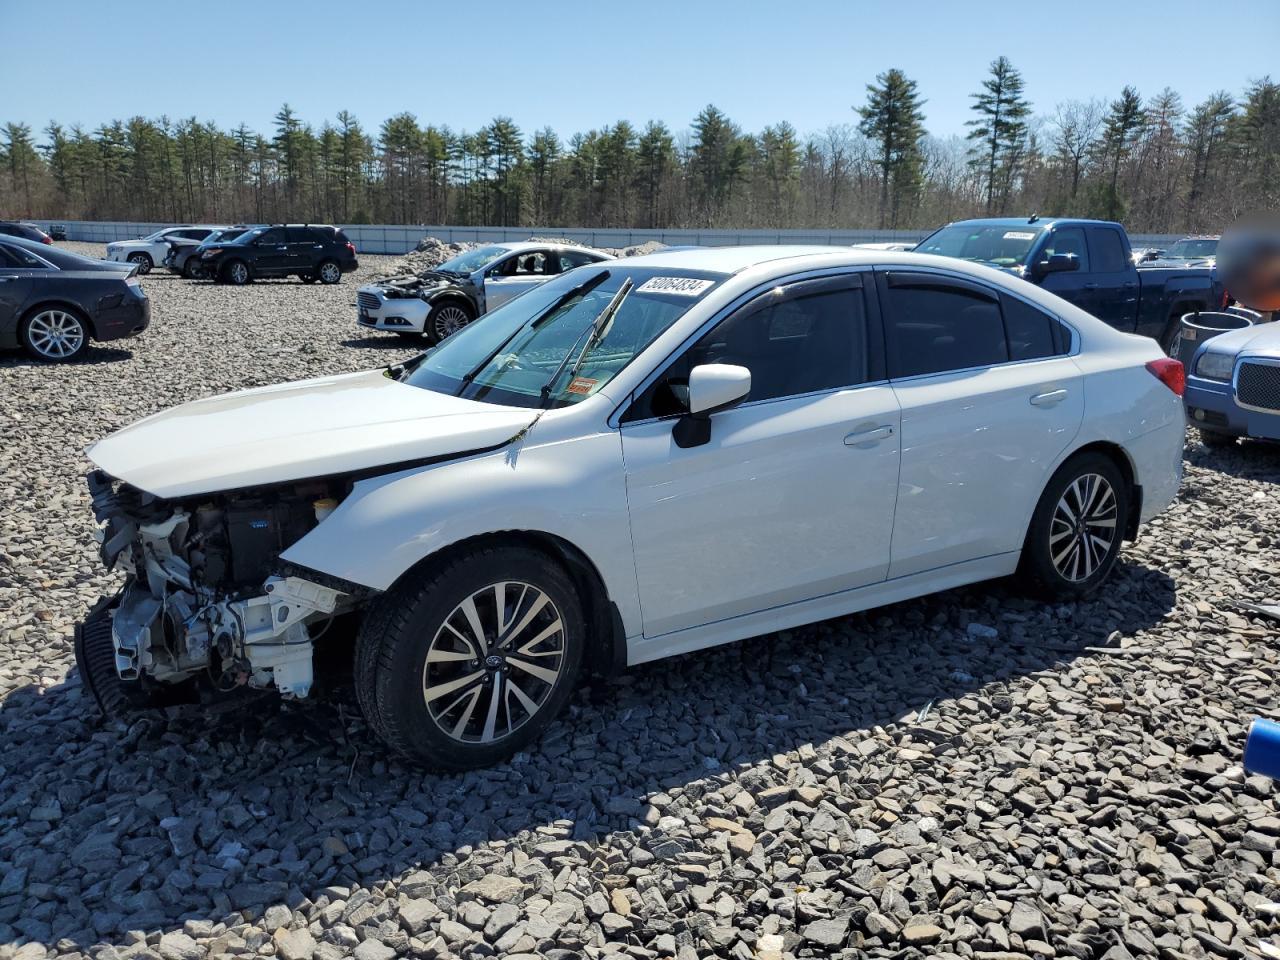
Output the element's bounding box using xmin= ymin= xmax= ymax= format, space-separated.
xmin=280 ymin=429 xmax=641 ymax=634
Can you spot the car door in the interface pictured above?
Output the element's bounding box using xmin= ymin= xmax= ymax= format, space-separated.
xmin=1085 ymin=225 xmax=1140 ymax=331
xmin=0 ymin=245 xmax=35 ymax=342
xmin=484 ymin=251 xmax=551 ymax=310
xmin=619 ymin=271 xmax=901 ymax=638
xmin=877 ymin=269 xmax=1084 ymax=579
xmin=250 ymin=228 xmax=290 ymax=274
xmin=286 ymin=227 xmax=321 ymax=273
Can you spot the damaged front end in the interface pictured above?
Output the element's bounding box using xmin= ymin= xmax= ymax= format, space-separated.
xmin=77 ymin=470 xmax=361 ymax=712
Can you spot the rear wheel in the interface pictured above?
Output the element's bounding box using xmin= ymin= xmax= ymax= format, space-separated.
xmin=317 ymin=260 xmax=342 ymax=284
xmin=127 ymin=252 xmax=152 ymax=275
xmin=426 ymin=301 xmax=474 ymax=344
xmin=22 ymin=307 xmax=89 ymax=362
xmin=354 ymin=545 xmax=584 ymax=770
xmin=1017 ymin=452 xmax=1129 ymax=599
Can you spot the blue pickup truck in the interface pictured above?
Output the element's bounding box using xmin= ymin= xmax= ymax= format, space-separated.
xmin=916 ymin=217 xmax=1225 ymax=353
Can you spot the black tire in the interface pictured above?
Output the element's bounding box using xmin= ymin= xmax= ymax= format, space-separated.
xmin=127 ymin=252 xmax=153 ymax=275
xmin=426 ymin=300 xmax=475 ymax=344
xmin=223 ymin=260 xmax=251 ymax=285
xmin=1017 ymin=451 xmax=1130 ymax=600
xmin=317 ymin=260 xmax=342 ymax=285
xmin=182 ymin=256 xmax=203 ymax=280
xmin=1198 ymin=427 xmax=1238 ymax=449
xmin=21 ymin=306 xmax=90 ymax=362
xmin=355 ymin=545 xmax=584 ymax=770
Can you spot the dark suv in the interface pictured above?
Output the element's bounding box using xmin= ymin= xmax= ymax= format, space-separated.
xmin=200 ymin=224 xmax=358 ymax=285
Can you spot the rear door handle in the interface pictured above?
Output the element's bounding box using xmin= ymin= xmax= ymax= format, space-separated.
xmin=1030 ymin=389 xmax=1068 ymax=407
xmin=1083 ymin=283 xmax=1098 ymax=290
xmin=845 ymin=425 xmax=894 ymax=446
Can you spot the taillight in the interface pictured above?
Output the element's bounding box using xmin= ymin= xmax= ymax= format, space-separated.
xmin=42 ymin=236 xmax=53 ymax=244
xmin=1146 ymin=358 xmax=1185 ymax=397
xmin=346 ymin=241 xmax=356 ymax=255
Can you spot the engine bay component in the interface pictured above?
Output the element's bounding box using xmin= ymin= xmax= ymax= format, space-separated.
xmin=83 ymin=470 xmax=354 ymax=703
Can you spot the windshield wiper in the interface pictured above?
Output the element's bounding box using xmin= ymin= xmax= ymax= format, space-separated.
xmin=539 ymin=278 xmax=634 ymax=407
xmin=458 ymin=271 xmax=611 ymax=386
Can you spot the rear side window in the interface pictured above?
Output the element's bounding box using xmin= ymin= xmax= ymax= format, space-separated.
xmin=0 ymin=243 xmax=48 ymax=268
xmin=1089 ymin=228 xmax=1129 ymax=273
xmin=1002 ymin=294 xmax=1063 ymax=361
xmin=559 ymin=250 xmax=600 ymax=272
xmin=881 ymin=275 xmax=1008 ymax=377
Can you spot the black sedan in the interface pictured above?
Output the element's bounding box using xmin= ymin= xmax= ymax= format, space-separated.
xmin=0 ymin=236 xmax=150 ymax=362
xmin=0 ymin=221 xmax=53 ymax=245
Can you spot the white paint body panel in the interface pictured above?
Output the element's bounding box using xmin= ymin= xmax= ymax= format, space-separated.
xmin=89 ymin=247 xmax=1186 ymax=668
xmin=86 ymin=369 xmax=536 ymax=498
xmin=105 ymin=229 xmax=202 ymax=266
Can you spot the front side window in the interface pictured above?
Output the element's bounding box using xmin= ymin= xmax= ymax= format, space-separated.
xmin=402 ymin=266 xmax=724 ymax=409
xmin=253 ymin=228 xmax=286 ymax=245
xmin=882 ymin=275 xmax=1008 ymax=378
xmin=1042 ymin=228 xmax=1090 ymax=270
xmin=1089 ymin=228 xmax=1129 ymax=273
xmin=625 ymin=277 xmax=870 ymax=421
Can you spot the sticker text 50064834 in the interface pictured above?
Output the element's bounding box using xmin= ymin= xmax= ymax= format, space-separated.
xmin=636 ymin=277 xmax=715 ymax=296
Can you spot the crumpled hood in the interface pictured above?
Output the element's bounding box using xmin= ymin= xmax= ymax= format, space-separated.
xmin=86 ymin=369 xmax=536 ymax=498
xmin=1198 ymin=319 xmax=1280 ymax=357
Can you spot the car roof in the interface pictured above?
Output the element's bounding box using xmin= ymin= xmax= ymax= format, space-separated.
xmin=945 ymin=217 xmax=1122 ymax=229
xmin=618 ymin=244 xmax=854 ymax=274
xmin=493 ymin=240 xmax=606 ymax=255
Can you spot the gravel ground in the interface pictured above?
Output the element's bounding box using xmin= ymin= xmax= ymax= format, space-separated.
xmin=2 ymin=243 xmax=1280 ymax=960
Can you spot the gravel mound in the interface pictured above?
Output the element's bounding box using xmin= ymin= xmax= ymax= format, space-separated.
xmin=1 ymin=245 xmax=1280 ymax=959
xmin=377 ymin=236 xmax=668 ymax=279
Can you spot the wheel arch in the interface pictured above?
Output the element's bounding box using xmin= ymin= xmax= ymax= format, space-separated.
xmin=381 ymin=528 xmax=626 ymax=678
xmin=427 ymin=292 xmax=477 ymax=318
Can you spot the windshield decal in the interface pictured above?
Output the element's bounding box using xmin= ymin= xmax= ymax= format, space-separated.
xmin=636 ymin=277 xmax=716 ymax=296
xmin=1003 ymin=231 xmax=1036 ymax=241
xmin=567 ymin=376 xmax=598 ymax=396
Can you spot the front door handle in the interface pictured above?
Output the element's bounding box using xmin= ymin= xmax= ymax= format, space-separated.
xmin=845 ymin=425 xmax=895 ymax=446
xmin=1030 ymin=389 xmax=1068 ymax=407
xmin=1083 ymin=282 xmax=1098 ymax=290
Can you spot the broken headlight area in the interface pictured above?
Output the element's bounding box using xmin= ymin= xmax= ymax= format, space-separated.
xmin=82 ymin=470 xmax=359 ymax=704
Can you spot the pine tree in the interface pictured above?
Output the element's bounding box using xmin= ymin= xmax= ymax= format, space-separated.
xmin=857 ymin=69 xmax=926 ymax=228
xmin=1095 ymin=86 xmax=1146 ymax=220
xmin=966 ymin=57 xmax=1031 ymax=214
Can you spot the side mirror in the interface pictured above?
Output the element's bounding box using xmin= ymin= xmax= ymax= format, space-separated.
xmin=1032 ymin=253 xmax=1080 ymax=280
xmin=673 ymin=364 xmax=751 ymax=448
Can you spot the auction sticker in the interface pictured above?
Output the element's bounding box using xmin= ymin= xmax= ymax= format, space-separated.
xmin=567 ymin=376 xmax=598 ymax=395
xmin=1003 ymin=231 xmax=1036 ymax=241
xmin=637 ymin=277 xmax=715 ymax=296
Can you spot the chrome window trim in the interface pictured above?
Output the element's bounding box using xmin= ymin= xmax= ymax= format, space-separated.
xmin=1232 ymin=355 xmax=1280 ymax=414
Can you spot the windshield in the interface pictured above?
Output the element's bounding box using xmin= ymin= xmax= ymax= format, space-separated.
xmin=916 ymin=224 xmax=1045 ymax=267
xmin=403 ymin=266 xmax=723 ymax=408
xmin=435 ymin=246 xmax=510 ymax=275
xmin=1164 ymin=238 xmax=1218 ymax=259
xmin=205 ymin=228 xmax=247 ymax=244
xmin=141 ymin=230 xmax=171 ymax=241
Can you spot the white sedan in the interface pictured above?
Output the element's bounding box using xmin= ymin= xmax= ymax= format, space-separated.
xmin=105 ymin=226 xmax=222 ymax=274
xmin=80 ymin=246 xmax=1185 ymax=769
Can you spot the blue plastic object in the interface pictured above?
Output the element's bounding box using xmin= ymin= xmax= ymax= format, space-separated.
xmin=1244 ymin=718 xmax=1280 ymax=780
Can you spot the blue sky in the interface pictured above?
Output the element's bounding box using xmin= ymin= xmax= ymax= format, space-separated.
xmin=2 ymin=0 xmax=1276 ymax=143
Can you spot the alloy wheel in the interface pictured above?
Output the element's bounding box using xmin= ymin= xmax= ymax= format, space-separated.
xmin=127 ymin=254 xmax=151 ymax=274
xmin=229 ymin=262 xmax=248 ymax=284
xmin=1049 ymin=473 xmax=1118 ymax=582
xmin=434 ymin=305 xmax=471 ymax=339
xmin=319 ymin=262 xmax=341 ymax=284
xmin=422 ymin=581 xmax=565 ymax=744
xmin=26 ymin=310 xmax=85 ymax=360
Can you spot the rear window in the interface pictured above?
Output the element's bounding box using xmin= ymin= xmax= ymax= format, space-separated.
xmin=1089 ymin=229 xmax=1129 ymax=273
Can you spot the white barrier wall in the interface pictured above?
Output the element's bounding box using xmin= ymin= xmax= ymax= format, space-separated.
xmin=29 ymin=220 xmax=1187 ymax=256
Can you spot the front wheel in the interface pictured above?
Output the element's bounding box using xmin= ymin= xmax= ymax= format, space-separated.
xmin=224 ymin=260 xmax=250 ymax=285
xmin=354 ymin=546 xmax=584 ymax=770
xmin=182 ymin=257 xmax=203 ymax=280
xmin=1017 ymin=452 xmax=1129 ymax=599
xmin=127 ymin=252 xmax=152 ymax=275
xmin=426 ymin=301 xmax=474 ymax=344
xmin=317 ymin=260 xmax=342 ymax=284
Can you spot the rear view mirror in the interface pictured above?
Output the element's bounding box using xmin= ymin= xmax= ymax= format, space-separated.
xmin=673 ymin=364 xmax=751 ymax=448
